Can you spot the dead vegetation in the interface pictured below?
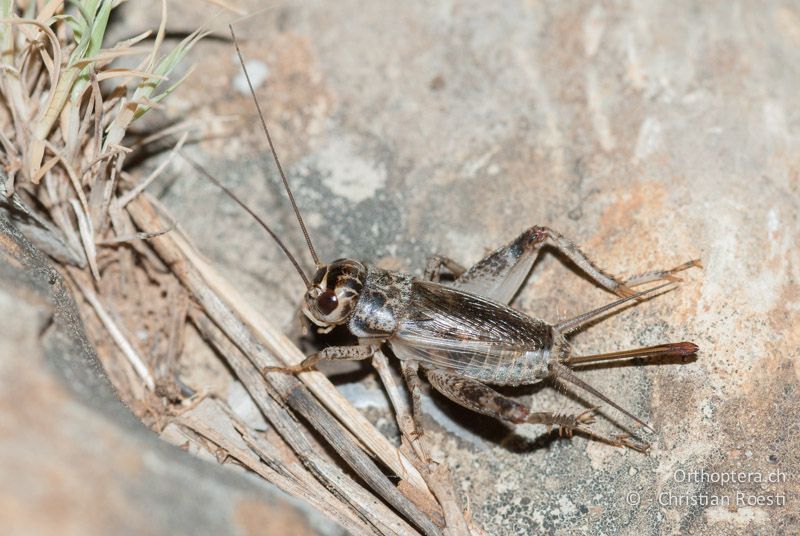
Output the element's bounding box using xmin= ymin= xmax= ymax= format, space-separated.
xmin=0 ymin=2 xmax=481 ymax=535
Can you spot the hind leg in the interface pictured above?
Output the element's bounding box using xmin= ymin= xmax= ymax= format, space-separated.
xmin=426 ymin=368 xmax=647 ymax=451
xmin=437 ymin=226 xmax=699 ymax=303
xmin=516 ymin=227 xmax=699 ymax=298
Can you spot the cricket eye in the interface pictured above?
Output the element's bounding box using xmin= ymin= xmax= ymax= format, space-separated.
xmin=316 ymin=291 xmax=338 ymax=315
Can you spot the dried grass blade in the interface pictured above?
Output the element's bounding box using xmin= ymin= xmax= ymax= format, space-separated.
xmin=73 ymin=47 xmax=151 ymax=67
xmin=371 ymin=350 xmax=425 ymax=459
xmin=96 ymin=227 xmax=173 ymax=246
xmin=202 ymin=0 xmax=247 ymax=15
xmin=95 ymin=68 xmax=168 ymax=83
xmin=113 ymin=29 xmax=152 ymax=49
xmin=119 ymin=131 xmax=187 ymax=207
xmin=371 ymin=351 xmax=475 ymax=534
xmin=178 ymin=401 xmax=377 ymax=535
xmin=64 ymin=197 xmax=98 ymax=281
xmin=68 ymin=267 xmax=155 ymax=390
xmin=189 ymin=311 xmax=422 ymax=536
xmin=34 ymin=0 xmax=62 ymax=23
xmin=39 ymin=139 xmax=90 ymax=214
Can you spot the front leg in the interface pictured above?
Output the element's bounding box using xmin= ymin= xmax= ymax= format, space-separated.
xmin=426 ymin=368 xmax=648 ymax=451
xmin=262 ymin=344 xmax=378 ymax=374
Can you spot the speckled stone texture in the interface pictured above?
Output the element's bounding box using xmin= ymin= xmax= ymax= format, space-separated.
xmin=68 ymin=1 xmax=800 ymax=534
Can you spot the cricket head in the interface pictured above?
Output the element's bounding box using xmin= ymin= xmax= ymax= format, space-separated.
xmin=303 ymin=259 xmax=366 ymax=329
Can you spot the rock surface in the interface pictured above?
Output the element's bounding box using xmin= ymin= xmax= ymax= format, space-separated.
xmin=6 ymin=1 xmax=798 ymax=535
xmin=154 ymin=2 xmax=799 ymax=534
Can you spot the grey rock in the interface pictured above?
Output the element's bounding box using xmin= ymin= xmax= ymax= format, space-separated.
xmin=19 ymin=1 xmax=799 ymax=534
xmin=150 ymin=1 xmax=799 ymax=534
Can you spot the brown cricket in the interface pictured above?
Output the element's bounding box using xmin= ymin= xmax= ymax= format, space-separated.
xmin=189 ymin=29 xmax=701 ymax=451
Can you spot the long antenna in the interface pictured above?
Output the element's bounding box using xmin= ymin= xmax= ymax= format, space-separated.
xmin=229 ymin=25 xmax=321 ymax=267
xmin=182 ymin=153 xmax=311 ymax=288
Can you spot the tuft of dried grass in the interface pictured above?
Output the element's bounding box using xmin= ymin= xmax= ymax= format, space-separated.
xmin=1 ymin=2 xmax=480 ymax=535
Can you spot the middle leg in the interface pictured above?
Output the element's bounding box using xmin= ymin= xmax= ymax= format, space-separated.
xmin=400 ymin=359 xmax=425 ymax=437
xmin=424 ymin=254 xmax=467 ymax=283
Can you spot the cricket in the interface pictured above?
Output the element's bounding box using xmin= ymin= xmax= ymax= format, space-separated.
xmin=191 ymin=28 xmax=702 ymax=452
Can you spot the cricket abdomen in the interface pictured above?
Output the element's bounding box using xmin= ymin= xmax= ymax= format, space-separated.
xmin=470 ymin=346 xmax=551 ymax=386
xmin=431 ymin=336 xmax=554 ymax=386
xmin=391 ymin=279 xmax=571 ymax=386
xmin=390 ymin=339 xmax=553 ymax=387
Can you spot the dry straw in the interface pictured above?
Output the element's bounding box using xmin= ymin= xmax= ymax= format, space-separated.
xmin=0 ymin=2 xmax=483 ymax=534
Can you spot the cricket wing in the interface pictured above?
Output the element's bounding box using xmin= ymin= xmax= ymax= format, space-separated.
xmin=390 ymin=280 xmax=551 ymax=372
xmin=389 ymin=337 xmax=527 ymax=374
xmin=452 ymin=255 xmax=534 ymax=305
